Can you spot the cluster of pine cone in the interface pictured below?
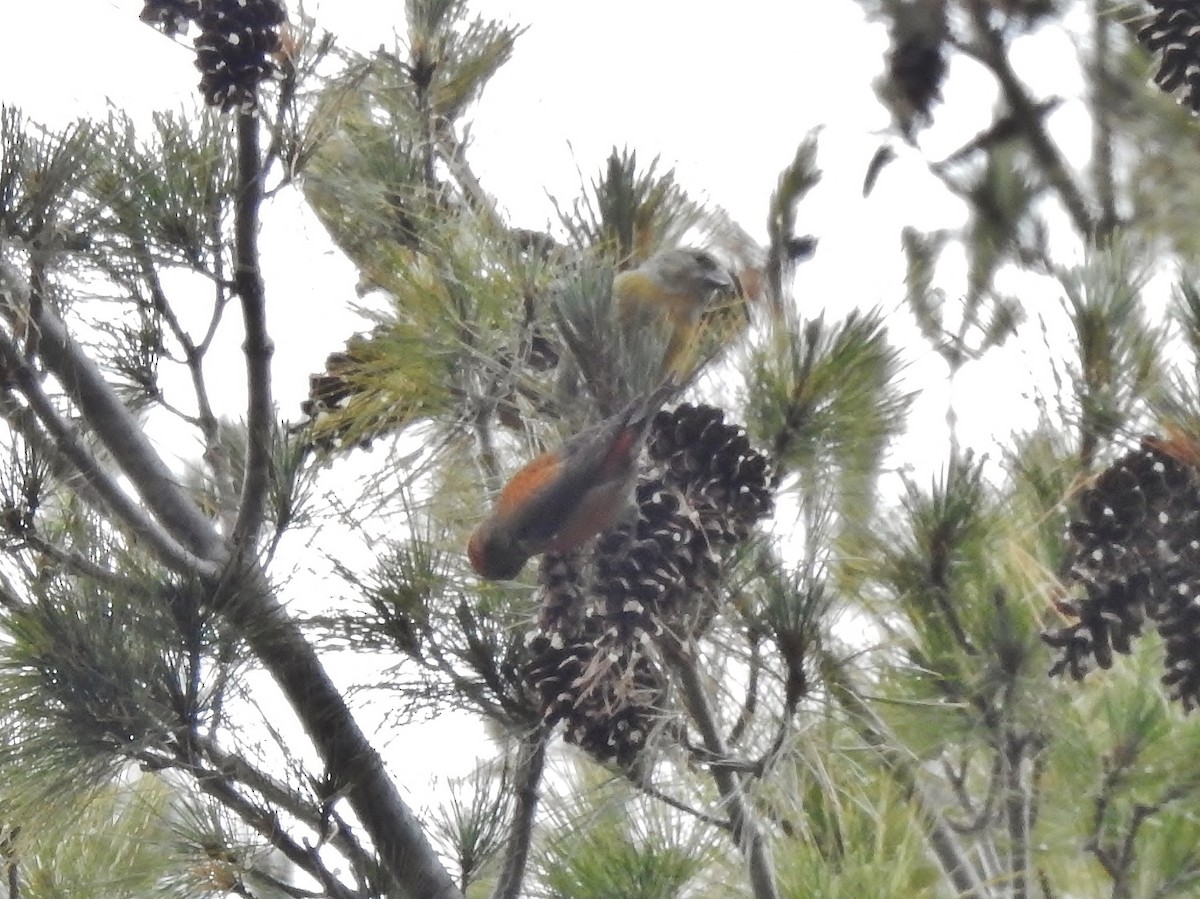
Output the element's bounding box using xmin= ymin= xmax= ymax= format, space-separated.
xmin=522 ymin=403 xmax=774 ymax=766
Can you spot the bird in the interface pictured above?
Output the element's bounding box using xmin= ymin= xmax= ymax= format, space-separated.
xmin=467 ymin=378 xmax=679 ymax=580
xmin=613 ymin=248 xmax=744 ymax=378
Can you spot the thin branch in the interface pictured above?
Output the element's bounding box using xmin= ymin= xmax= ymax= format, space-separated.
xmin=824 ymin=655 xmax=989 ymax=898
xmin=664 ymin=637 xmax=780 ymax=899
xmin=231 ymin=111 xmax=275 ymax=550
xmin=162 ymin=753 xmax=363 ymax=899
xmin=1085 ymin=752 xmax=1133 ymax=886
xmin=0 ymin=325 xmax=218 ymax=576
xmin=942 ymin=751 xmax=1003 ymax=834
xmin=197 ymin=735 xmax=383 ymax=890
xmin=491 ymin=728 xmax=548 ymax=899
xmin=13 ymin=529 xmax=142 ymax=591
xmin=619 ymin=764 xmax=734 ymax=831
xmin=223 ymin=564 xmax=463 ymax=899
xmin=132 ymin=239 xmax=220 ymax=447
xmin=12 ymin=279 xmax=225 ymax=560
xmin=1003 ymin=735 xmax=1030 ymax=899
xmin=1090 ymin=0 xmax=1117 ymax=238
xmin=727 ymin=627 xmax=761 ymax=748
xmin=962 ymin=0 xmax=1096 ymax=237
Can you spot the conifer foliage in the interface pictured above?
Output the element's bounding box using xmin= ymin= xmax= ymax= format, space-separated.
xmin=10 ymin=1 xmax=1200 ymax=898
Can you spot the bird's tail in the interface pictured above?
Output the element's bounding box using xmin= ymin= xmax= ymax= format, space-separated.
xmin=623 ymin=373 xmax=683 ymax=435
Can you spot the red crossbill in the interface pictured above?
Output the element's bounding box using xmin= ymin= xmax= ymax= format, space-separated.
xmin=613 ymin=248 xmax=743 ymax=377
xmin=467 ymin=379 xmax=679 ymax=580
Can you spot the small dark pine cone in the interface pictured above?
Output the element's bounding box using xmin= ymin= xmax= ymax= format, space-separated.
xmin=521 ymin=630 xmax=664 ymax=767
xmin=879 ymin=0 xmax=948 ymax=138
xmin=1042 ymin=574 xmax=1150 ymax=678
xmin=590 ymin=483 xmax=707 ymax=643
xmin=301 ymin=371 xmax=352 ymax=420
xmin=298 ymin=351 xmax=365 ymax=452
xmin=648 ymin=403 xmax=774 ymax=538
xmin=1048 ymin=434 xmax=1200 ymax=709
xmin=194 ymin=0 xmax=287 ymax=111
xmin=140 ymin=0 xmax=202 ymax=36
xmin=1138 ymin=1 xmax=1200 ymax=113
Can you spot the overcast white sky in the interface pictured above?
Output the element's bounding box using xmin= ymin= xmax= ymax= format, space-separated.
xmin=1 ymin=0 xmax=1089 ymax=800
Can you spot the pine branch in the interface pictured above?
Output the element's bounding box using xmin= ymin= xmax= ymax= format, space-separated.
xmin=9 ymin=271 xmax=225 ymax=561
xmin=224 ymin=564 xmax=464 ymax=899
xmin=231 ymin=111 xmax=274 ymax=551
xmin=962 ymin=0 xmax=1095 ymax=237
xmin=1089 ymin=0 xmax=1118 ymax=238
xmin=0 ymin=321 xmax=216 ymax=576
xmin=198 ymin=735 xmax=384 ymax=890
xmin=824 ymin=654 xmax=989 ymax=898
xmin=7 ymin=253 xmax=461 ymax=897
xmin=1004 ymin=736 xmax=1032 ymax=899
xmin=664 ymin=638 xmax=780 ymax=899
xmin=160 ymin=751 xmax=362 ymax=899
xmin=491 ymin=727 xmax=548 ymax=899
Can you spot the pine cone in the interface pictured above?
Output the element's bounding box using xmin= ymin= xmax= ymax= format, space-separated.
xmin=140 ymin=0 xmax=202 ymax=36
xmin=194 ymin=0 xmax=287 ymax=111
xmin=648 ymin=402 xmax=775 ymax=539
xmin=1048 ymin=435 xmax=1200 ymax=709
xmin=877 ymin=0 xmax=949 ymax=138
xmin=1138 ymin=1 xmax=1200 ymax=112
xmin=522 ymin=629 xmax=664 ymax=766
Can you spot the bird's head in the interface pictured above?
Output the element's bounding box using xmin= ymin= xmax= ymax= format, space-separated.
xmin=650 ymin=248 xmax=737 ymax=298
xmin=467 ymin=518 xmax=530 ymax=581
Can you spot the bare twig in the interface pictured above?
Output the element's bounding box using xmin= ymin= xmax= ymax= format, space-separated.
xmin=132 ymin=239 xmax=220 ymax=447
xmin=664 ymin=638 xmax=780 ymax=899
xmin=620 ymin=769 xmax=734 ymax=832
xmin=491 ymin=728 xmax=548 ymax=899
xmin=727 ymin=627 xmax=761 ymax=748
xmin=1090 ymin=0 xmax=1117 ymax=238
xmin=942 ymin=751 xmax=1003 ymax=834
xmin=231 ymin=111 xmax=275 ymax=550
xmin=197 ymin=735 xmax=383 ymax=890
xmin=961 ymin=0 xmax=1095 ymax=237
